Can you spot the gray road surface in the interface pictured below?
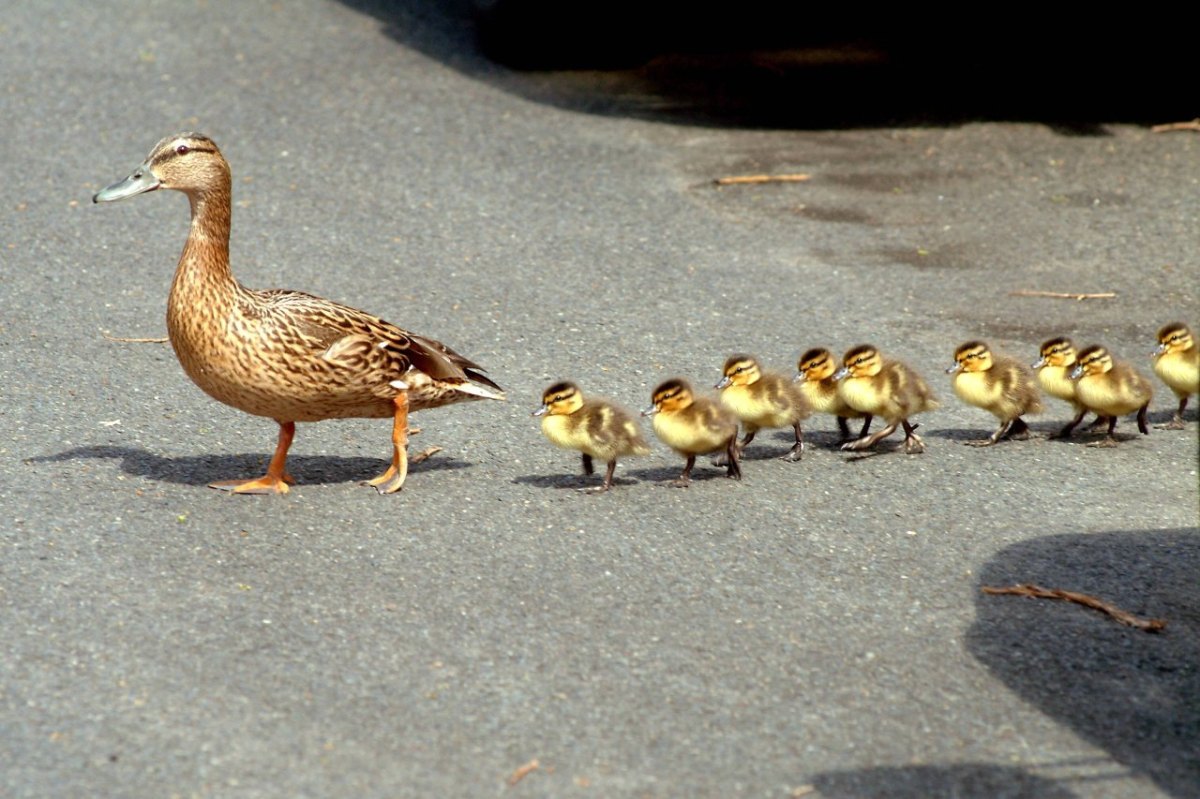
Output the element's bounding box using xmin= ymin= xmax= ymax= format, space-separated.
xmin=2 ymin=2 xmax=1197 ymax=798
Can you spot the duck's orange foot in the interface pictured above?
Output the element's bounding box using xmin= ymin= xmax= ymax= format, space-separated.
xmin=209 ymin=473 xmax=295 ymax=494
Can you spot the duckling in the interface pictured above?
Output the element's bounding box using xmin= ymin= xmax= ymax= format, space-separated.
xmin=1070 ymin=345 xmax=1153 ymax=446
xmin=93 ymin=133 xmax=504 ymax=494
xmin=834 ymin=345 xmax=939 ymax=453
xmin=642 ymin=378 xmax=740 ymax=486
xmin=1031 ymin=336 xmax=1094 ymax=438
xmin=946 ymin=341 xmax=1043 ymax=446
xmin=1151 ymin=322 xmax=1199 ymax=429
xmin=715 ymin=354 xmax=812 ymax=461
xmin=532 ymin=381 xmax=650 ymax=492
xmin=794 ymin=347 xmax=872 ymax=442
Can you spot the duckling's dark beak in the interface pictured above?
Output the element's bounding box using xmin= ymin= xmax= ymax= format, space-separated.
xmin=1152 ymin=343 xmax=1168 ymax=358
xmin=532 ymin=405 xmax=549 ymax=417
xmin=641 ymin=404 xmax=659 ymax=417
xmin=832 ymin=366 xmax=850 ymax=381
xmin=714 ymin=375 xmax=732 ymax=390
xmin=793 ymin=372 xmax=807 ymax=383
xmin=945 ymin=363 xmax=962 ymax=375
xmin=93 ymin=162 xmax=160 ymax=203
xmin=1069 ymin=365 xmax=1084 ymax=380
xmin=1031 ymin=357 xmax=1047 ymax=369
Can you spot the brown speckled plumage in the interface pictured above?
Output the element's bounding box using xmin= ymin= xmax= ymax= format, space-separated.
xmin=95 ymin=133 xmax=504 ymax=494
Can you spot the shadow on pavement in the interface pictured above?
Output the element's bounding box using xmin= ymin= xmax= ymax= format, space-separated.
xmin=967 ymin=528 xmax=1200 ymax=797
xmin=25 ymin=444 xmax=469 ymax=487
xmin=337 ymin=0 xmax=1197 ymax=131
xmin=810 ymin=762 xmax=1082 ymax=798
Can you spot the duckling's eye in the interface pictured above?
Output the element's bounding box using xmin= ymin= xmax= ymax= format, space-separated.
xmin=175 ymin=144 xmax=190 ymax=156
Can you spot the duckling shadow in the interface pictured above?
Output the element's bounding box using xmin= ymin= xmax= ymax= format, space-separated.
xmin=26 ymin=444 xmax=469 ymax=487
xmin=512 ymin=472 xmax=638 ymax=490
xmin=808 ymin=762 xmax=1081 ymax=798
xmin=625 ymin=465 xmax=739 ymax=484
xmin=967 ymin=528 xmax=1200 ymax=797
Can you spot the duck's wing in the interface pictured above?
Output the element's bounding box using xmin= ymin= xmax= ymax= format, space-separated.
xmin=255 ymin=289 xmax=504 ymax=396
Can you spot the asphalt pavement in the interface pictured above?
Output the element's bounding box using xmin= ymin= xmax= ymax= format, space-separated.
xmin=2 ymin=2 xmax=1197 ymax=798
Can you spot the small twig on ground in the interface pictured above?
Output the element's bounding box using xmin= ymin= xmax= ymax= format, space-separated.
xmin=982 ymin=583 xmax=1166 ymax=632
xmin=714 ymin=173 xmax=811 ymax=186
xmin=1151 ymin=118 xmax=1200 ymax=133
xmin=102 ymin=332 xmax=169 ymax=343
xmin=1010 ymin=290 xmax=1117 ymax=301
xmin=507 ymin=758 xmax=539 ymax=787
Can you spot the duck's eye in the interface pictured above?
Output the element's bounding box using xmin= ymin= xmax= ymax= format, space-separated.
xmin=175 ymin=144 xmax=190 ymax=156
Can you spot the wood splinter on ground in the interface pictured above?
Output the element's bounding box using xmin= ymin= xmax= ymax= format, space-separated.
xmin=102 ymin=332 xmax=169 ymax=343
xmin=1151 ymin=118 xmax=1200 ymax=133
xmin=714 ymin=173 xmax=811 ymax=186
xmin=982 ymin=583 xmax=1166 ymax=632
xmin=1009 ymin=290 xmax=1117 ymax=301
xmin=507 ymin=758 xmax=540 ymax=787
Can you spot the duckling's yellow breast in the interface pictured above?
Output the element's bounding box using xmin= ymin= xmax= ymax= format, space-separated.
xmin=541 ymin=414 xmax=593 ymax=452
xmin=1037 ymin=365 xmax=1078 ymax=404
xmin=1075 ymin=374 xmax=1147 ymax=416
xmin=653 ymin=412 xmax=728 ymax=455
xmin=838 ymin=376 xmax=889 ymax=416
xmin=719 ymin=385 xmax=794 ymax=429
xmin=952 ymin=371 xmax=1006 ymax=415
xmin=1154 ymin=351 xmax=1200 ymax=396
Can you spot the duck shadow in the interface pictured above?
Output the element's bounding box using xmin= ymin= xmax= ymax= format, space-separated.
xmin=625 ymin=464 xmax=740 ymax=484
xmin=511 ymin=472 xmax=638 ymax=490
xmin=808 ymin=762 xmax=1083 ymax=798
xmin=967 ymin=528 xmax=1200 ymax=797
xmin=26 ymin=444 xmax=470 ymax=488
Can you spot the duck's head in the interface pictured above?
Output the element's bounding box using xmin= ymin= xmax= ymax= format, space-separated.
xmin=715 ymin=354 xmax=761 ymax=389
xmin=1032 ymin=337 xmax=1076 ymax=370
xmin=833 ymin=345 xmax=882 ymax=380
xmin=643 ymin=378 xmax=694 ymax=416
xmin=94 ymin=133 xmax=229 ymax=203
xmin=946 ymin=341 xmax=993 ymax=375
xmin=533 ymin=381 xmax=583 ymax=417
xmin=1154 ymin=322 xmax=1194 ymax=357
xmin=795 ymin=348 xmax=836 ymax=383
xmin=1070 ymin=345 xmax=1113 ymax=380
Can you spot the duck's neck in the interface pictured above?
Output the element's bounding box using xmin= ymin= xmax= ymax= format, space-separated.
xmin=167 ymin=183 xmax=243 ymax=351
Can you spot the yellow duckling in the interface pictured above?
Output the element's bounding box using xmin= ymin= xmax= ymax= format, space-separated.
xmin=93 ymin=133 xmax=504 ymax=494
xmin=946 ymin=341 xmax=1043 ymax=446
xmin=794 ymin=347 xmax=872 ymax=442
xmin=1031 ymin=336 xmax=1094 ymax=438
xmin=642 ymin=378 xmax=740 ymax=486
xmin=532 ymin=381 xmax=650 ymax=492
xmin=1070 ymin=345 xmax=1153 ymax=446
xmin=715 ymin=354 xmax=812 ymax=461
xmin=834 ymin=345 xmax=939 ymax=453
xmin=1151 ymin=322 xmax=1199 ymax=429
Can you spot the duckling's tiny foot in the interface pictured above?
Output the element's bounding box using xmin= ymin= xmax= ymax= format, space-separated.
xmin=904 ymin=435 xmax=926 ymax=454
xmin=409 ymin=445 xmax=443 ymax=465
xmin=779 ymin=447 xmax=803 ymax=462
xmin=1155 ymin=419 xmax=1186 ymax=430
xmin=210 ymin=476 xmax=291 ymax=495
xmin=1086 ymin=437 xmax=1120 ymax=448
xmin=841 ymin=438 xmax=870 ymax=451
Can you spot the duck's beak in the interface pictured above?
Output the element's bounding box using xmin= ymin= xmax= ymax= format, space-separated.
xmin=832 ymin=366 xmax=850 ymax=381
xmin=793 ymin=372 xmax=807 ymax=383
xmin=641 ymin=404 xmax=659 ymax=417
xmin=1069 ymin=364 xmax=1084 ymax=380
xmin=714 ymin=375 xmax=732 ymax=390
xmin=1152 ymin=343 xmax=1168 ymax=358
xmin=945 ymin=362 xmax=962 ymax=375
xmin=1031 ymin=356 xmax=1047 ymax=369
xmin=532 ymin=404 xmax=549 ymax=417
xmin=93 ymin=162 xmax=160 ymax=203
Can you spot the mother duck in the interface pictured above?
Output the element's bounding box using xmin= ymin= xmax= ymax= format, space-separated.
xmin=94 ymin=133 xmax=504 ymax=494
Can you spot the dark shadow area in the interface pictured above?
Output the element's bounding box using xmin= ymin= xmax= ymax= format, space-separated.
xmin=338 ymin=0 xmax=1197 ymax=131
xmin=968 ymin=529 xmax=1200 ymax=798
xmin=811 ymin=762 xmax=1081 ymax=798
xmin=25 ymin=445 xmax=469 ymax=488
xmin=511 ymin=471 xmax=638 ymax=490
xmin=625 ymin=464 xmax=742 ymax=484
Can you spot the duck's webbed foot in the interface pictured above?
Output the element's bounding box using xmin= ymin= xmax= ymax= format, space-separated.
xmin=368 ymin=393 xmax=412 ymax=494
xmin=210 ymin=420 xmax=296 ymax=495
xmin=902 ymin=420 xmax=926 ymax=454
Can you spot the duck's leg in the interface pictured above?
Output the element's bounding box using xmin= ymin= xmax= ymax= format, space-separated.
xmin=1156 ymin=395 xmax=1188 ymax=429
xmin=781 ymin=421 xmax=804 ymax=461
xmin=1087 ymin=416 xmax=1121 ymax=448
xmin=368 ymin=393 xmax=412 ymax=494
xmin=1006 ymin=417 xmax=1031 ymax=440
xmin=669 ymin=455 xmax=696 ymax=487
xmin=1136 ymin=402 xmax=1151 ymax=435
xmin=1053 ymin=408 xmax=1087 ymax=439
xmin=842 ymin=420 xmax=898 ymax=451
xmin=836 ymin=416 xmax=851 ymax=442
xmin=902 ymin=420 xmax=926 ymax=453
xmin=714 ymin=429 xmax=754 ymax=466
xmin=580 ymin=460 xmax=617 ymax=494
xmin=210 ymin=420 xmax=297 ymax=494
xmin=581 ymin=453 xmax=595 ymax=475
xmin=724 ymin=436 xmax=742 ymax=479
